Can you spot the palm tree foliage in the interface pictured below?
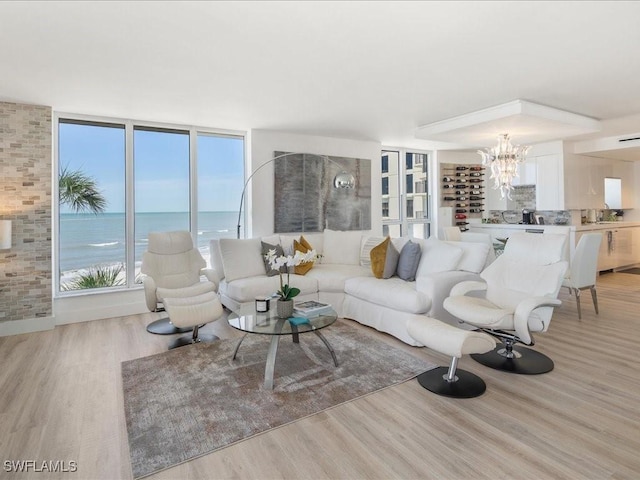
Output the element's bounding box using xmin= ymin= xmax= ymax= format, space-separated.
xmin=59 ymin=166 xmax=107 ymax=214
xmin=61 ymin=264 xmax=125 ymax=291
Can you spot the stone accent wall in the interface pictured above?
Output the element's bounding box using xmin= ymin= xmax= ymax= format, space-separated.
xmin=0 ymin=101 xmax=52 ymax=323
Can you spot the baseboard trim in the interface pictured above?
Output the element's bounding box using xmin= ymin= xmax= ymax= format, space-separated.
xmin=0 ymin=316 xmax=56 ymax=336
xmin=55 ymin=289 xmax=148 ymax=325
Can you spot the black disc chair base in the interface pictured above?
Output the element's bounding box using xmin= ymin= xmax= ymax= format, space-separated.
xmin=471 ymin=345 xmax=554 ymax=375
xmin=146 ymin=318 xmax=193 ymax=335
xmin=416 ymin=367 xmax=487 ymax=399
xmin=168 ymin=334 xmax=219 ymax=350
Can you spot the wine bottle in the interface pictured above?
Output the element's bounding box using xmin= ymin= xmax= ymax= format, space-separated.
xmin=443 ymin=184 xmax=454 ymax=189
xmin=470 ymin=196 xmax=485 ymax=200
xmin=455 ymin=173 xmax=467 ymax=177
xmin=455 ymin=190 xmax=466 ymax=195
xmin=443 ymin=196 xmax=455 ymax=201
xmin=469 ymin=166 xmax=483 ymax=171
xmin=455 ymin=214 xmax=467 ymax=219
xmin=470 ymin=172 xmax=483 ymax=177
xmin=469 ymin=179 xmax=483 ymax=183
xmin=469 ymin=208 xmax=484 ymax=213
xmin=456 ymin=203 xmax=467 ymax=207
xmin=457 ymin=196 xmax=467 ymax=201
xmin=470 ymin=202 xmax=482 ymax=207
xmin=456 ymin=178 xmax=467 ymax=183
xmin=470 ymin=190 xmax=482 ymax=195
xmin=455 ymin=166 xmax=468 ymax=171
xmin=454 ymin=184 xmax=468 ymax=188
xmin=442 ymin=176 xmax=454 ymax=182
xmin=456 ymin=209 xmax=467 ymax=213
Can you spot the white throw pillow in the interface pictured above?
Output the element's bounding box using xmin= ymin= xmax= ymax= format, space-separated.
xmin=322 ymin=229 xmax=363 ymax=265
xmin=278 ymin=235 xmax=298 ymax=256
xmin=360 ymin=235 xmax=385 ymax=267
xmin=219 ymin=238 xmax=266 ymax=282
xmin=446 ymin=241 xmax=490 ymax=274
xmin=416 ymin=236 xmax=463 ymax=276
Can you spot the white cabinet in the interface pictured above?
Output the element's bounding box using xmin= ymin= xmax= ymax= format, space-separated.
xmin=485 ymin=154 xmax=564 ymax=212
xmin=512 ymin=158 xmax=537 ymax=186
xmin=578 ymin=226 xmax=640 ymax=272
xmin=535 ymin=154 xmax=564 ymax=210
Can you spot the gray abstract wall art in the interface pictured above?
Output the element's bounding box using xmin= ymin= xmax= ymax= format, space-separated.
xmin=274 ymin=152 xmax=371 ymax=233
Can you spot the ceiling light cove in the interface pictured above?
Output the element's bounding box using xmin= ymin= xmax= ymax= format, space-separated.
xmin=415 ymin=100 xmax=602 ymax=147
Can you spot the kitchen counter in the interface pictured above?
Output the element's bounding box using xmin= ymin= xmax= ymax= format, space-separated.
xmin=468 ymin=221 xmax=640 ymax=269
xmin=470 ymin=221 xmax=640 ymax=232
xmin=469 ymin=223 xmax=571 ymax=231
xmin=574 ymin=222 xmax=640 ymax=231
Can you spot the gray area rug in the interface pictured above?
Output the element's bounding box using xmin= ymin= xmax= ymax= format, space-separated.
xmin=122 ymin=320 xmax=435 ymax=479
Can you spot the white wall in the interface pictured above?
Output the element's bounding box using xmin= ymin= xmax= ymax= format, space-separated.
xmin=249 ymin=129 xmax=382 ymax=237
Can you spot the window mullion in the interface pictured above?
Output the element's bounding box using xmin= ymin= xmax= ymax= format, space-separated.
xmin=125 ymin=121 xmax=135 ymax=287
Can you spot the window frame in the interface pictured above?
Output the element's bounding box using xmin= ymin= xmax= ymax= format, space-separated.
xmin=381 ymin=147 xmax=432 ymax=238
xmin=53 ymin=112 xmax=246 ymax=297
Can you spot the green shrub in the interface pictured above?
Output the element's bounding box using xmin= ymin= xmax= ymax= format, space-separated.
xmin=61 ymin=264 xmax=125 ymax=291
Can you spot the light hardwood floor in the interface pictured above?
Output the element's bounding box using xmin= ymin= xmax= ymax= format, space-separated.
xmin=1 ymin=272 xmax=639 ymax=480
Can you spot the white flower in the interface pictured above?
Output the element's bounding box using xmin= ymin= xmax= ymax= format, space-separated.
xmin=265 ymin=248 xmax=317 ymax=270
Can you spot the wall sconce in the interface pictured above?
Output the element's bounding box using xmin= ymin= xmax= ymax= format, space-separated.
xmin=0 ymin=220 xmax=12 ymax=250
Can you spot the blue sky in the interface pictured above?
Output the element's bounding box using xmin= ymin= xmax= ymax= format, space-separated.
xmin=58 ymin=122 xmax=244 ymax=213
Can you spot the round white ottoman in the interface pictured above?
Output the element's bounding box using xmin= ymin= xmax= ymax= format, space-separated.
xmin=163 ymin=292 xmax=223 ymax=349
xmin=407 ymin=316 xmax=496 ymax=398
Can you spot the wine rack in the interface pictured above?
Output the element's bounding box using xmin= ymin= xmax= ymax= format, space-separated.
xmin=441 ymin=163 xmax=485 ymax=232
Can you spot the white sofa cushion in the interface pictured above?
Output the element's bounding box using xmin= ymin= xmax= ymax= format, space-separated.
xmin=219 ymin=238 xmax=265 ymax=282
xmin=446 ymin=240 xmax=490 ymax=274
xmin=416 ymin=237 xmax=463 ymax=277
xmin=220 ymin=274 xmax=318 ymax=303
xmin=344 ymin=276 xmax=431 ymax=314
xmin=322 ymin=229 xmax=363 ymax=265
xmin=209 ymin=239 xmax=225 ymax=279
xmin=305 ymin=264 xmax=372 ymax=293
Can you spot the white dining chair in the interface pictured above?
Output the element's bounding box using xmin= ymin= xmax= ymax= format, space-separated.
xmin=562 ymin=232 xmax=603 ymax=320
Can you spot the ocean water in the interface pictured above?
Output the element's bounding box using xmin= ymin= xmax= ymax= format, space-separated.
xmin=59 ymin=211 xmax=238 ymax=272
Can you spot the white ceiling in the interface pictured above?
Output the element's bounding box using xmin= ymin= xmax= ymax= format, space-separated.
xmin=2 ymin=1 xmax=640 ymax=151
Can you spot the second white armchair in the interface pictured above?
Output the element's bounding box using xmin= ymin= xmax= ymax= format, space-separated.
xmin=443 ymin=233 xmax=568 ymax=374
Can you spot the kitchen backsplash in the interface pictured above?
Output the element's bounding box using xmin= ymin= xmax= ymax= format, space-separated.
xmin=506 ymin=185 xmax=536 ymax=210
xmin=487 ymin=210 xmax=572 ymax=225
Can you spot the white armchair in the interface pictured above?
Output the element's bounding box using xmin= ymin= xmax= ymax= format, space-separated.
xmin=443 ymin=233 xmax=568 ymax=374
xmin=141 ymin=231 xmax=219 ymax=335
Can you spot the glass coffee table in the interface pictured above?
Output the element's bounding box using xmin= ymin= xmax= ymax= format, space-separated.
xmin=227 ymin=302 xmax=339 ymax=390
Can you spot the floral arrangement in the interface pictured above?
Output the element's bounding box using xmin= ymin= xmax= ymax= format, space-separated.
xmin=265 ymin=248 xmax=317 ymax=301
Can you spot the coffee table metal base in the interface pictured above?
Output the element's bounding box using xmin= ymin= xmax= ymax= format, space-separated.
xmin=232 ymin=318 xmax=339 ymax=390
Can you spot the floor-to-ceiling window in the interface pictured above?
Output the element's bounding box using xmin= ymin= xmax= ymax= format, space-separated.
xmin=381 ymin=149 xmax=431 ymax=238
xmin=196 ymin=133 xmax=245 ymax=247
xmin=56 ymin=115 xmax=244 ymax=295
xmin=58 ymin=119 xmax=127 ymax=291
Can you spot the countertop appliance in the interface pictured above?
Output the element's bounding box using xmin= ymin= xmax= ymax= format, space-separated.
xmin=522 ymin=209 xmax=535 ymax=225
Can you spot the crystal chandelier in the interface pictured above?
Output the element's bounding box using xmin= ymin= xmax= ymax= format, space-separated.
xmin=477 ymin=134 xmax=531 ymax=199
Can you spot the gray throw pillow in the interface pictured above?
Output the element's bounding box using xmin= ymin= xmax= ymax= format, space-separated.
xmin=261 ymin=241 xmax=286 ymax=277
xmin=396 ymin=240 xmax=422 ymax=281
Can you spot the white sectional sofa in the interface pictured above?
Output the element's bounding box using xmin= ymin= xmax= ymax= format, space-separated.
xmin=209 ymin=229 xmax=492 ymax=346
